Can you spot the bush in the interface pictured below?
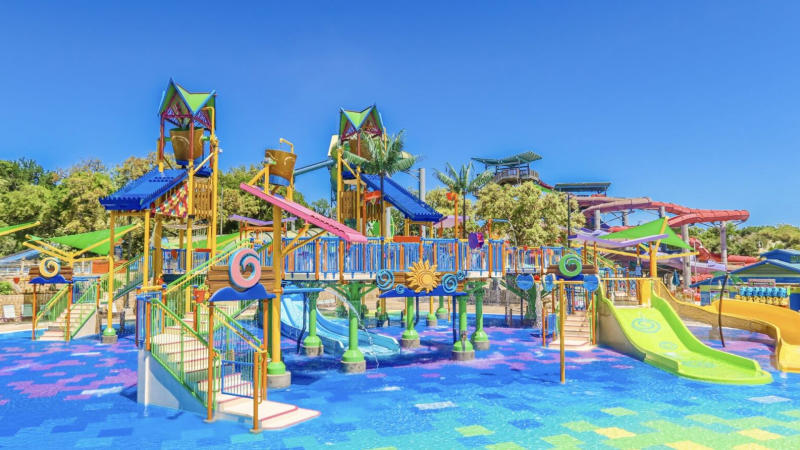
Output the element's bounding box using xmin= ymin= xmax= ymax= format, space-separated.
xmin=0 ymin=281 xmax=13 ymax=295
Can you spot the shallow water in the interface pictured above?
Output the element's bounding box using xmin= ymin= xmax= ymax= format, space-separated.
xmin=1 ymin=322 xmax=799 ymax=449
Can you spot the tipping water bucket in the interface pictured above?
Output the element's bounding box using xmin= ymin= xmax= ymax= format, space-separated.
xmin=169 ymin=127 xmax=205 ymax=165
xmin=265 ymin=149 xmax=297 ymax=186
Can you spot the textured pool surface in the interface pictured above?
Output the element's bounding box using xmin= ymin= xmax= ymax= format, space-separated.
xmin=2 ymin=322 xmax=800 ymax=449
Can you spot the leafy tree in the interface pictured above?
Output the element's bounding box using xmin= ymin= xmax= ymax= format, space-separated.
xmin=342 ymin=131 xmax=418 ymax=265
xmin=434 ymin=162 xmax=493 ymax=239
xmin=475 ymin=182 xmax=585 ymax=247
xmin=0 ymin=158 xmax=55 ymax=190
xmin=50 ymin=159 xmax=114 ymax=235
xmin=310 ymin=199 xmax=331 ymax=217
xmin=424 ymin=188 xmax=476 ymax=237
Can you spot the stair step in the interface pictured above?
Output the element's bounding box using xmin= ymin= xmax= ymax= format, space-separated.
xmin=261 ymin=408 xmax=320 ymax=430
xmin=197 ymin=373 xmax=243 ymax=392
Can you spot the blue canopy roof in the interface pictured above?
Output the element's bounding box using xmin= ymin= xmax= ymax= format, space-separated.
xmin=357 ymin=174 xmax=443 ymax=222
xmin=99 ymin=169 xmax=187 ymax=211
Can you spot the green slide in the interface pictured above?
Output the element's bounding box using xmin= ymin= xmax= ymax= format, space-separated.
xmin=598 ymin=287 xmax=772 ymax=385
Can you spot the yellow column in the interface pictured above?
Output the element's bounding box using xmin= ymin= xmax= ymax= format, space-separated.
xmin=143 ymin=212 xmax=151 ymax=289
xmin=269 ymin=205 xmax=285 ymax=375
xmin=559 ymin=282 xmax=566 ymax=384
xmin=336 ymin=148 xmax=343 ymax=223
xmin=103 ymin=212 xmax=116 ymax=342
xmin=185 ymin=217 xmax=193 ymax=315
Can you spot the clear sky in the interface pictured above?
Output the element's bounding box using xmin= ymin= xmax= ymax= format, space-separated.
xmin=2 ymin=1 xmax=798 ymax=226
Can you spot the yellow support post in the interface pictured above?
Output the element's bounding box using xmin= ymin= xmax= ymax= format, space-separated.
xmin=31 ymin=284 xmax=37 ymax=340
xmin=206 ymin=302 xmax=215 ymax=423
xmin=559 ymin=281 xmax=566 ymax=384
xmin=185 ymin=217 xmax=193 ymax=315
xmin=142 ymin=212 xmax=151 ymax=289
xmin=336 ymin=147 xmax=343 ymax=224
xmin=269 ymin=205 xmax=285 ymax=380
xmin=103 ymin=212 xmax=116 ymax=343
xmin=66 ymin=282 xmax=72 ymax=342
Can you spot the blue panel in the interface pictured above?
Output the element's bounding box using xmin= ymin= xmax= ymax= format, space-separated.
xmin=208 ymin=285 xmax=274 ymax=302
xmin=790 ymin=293 xmax=800 ymax=312
xmin=356 ymin=174 xmax=444 ymax=222
xmin=99 ymin=169 xmax=188 ymax=211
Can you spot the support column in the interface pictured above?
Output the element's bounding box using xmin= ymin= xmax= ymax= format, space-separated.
xmin=303 ymin=294 xmax=323 ymax=356
xmin=341 ymin=305 xmax=365 ymax=373
xmin=720 ymin=221 xmax=728 ymax=269
xmin=621 ymin=211 xmax=629 ymax=226
xmin=426 ymin=296 xmax=437 ymax=327
xmin=401 ymin=296 xmax=420 ymax=348
xmin=471 ymin=290 xmax=489 ymax=350
xmin=185 ymin=216 xmax=193 ymax=316
xmin=452 ymin=295 xmax=474 ymax=360
xmin=659 ymin=206 xmax=666 ymax=218
xmin=681 ymin=224 xmax=691 ymax=289
xmin=436 ymin=295 xmax=448 ymax=320
xmin=268 ymin=206 xmax=290 ymax=388
xmin=593 ymin=210 xmax=602 ymax=231
xmin=102 ymin=212 xmax=118 ymax=344
xmin=142 ymin=212 xmax=151 ymax=288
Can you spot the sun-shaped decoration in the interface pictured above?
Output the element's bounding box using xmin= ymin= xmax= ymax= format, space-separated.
xmin=407 ymin=260 xmax=440 ymax=293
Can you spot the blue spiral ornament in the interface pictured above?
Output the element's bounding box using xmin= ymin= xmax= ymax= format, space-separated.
xmin=228 ymin=248 xmax=262 ymax=291
xmin=376 ymin=269 xmax=394 ymax=291
xmin=441 ymin=273 xmax=458 ymax=294
xmin=39 ymin=257 xmax=60 ymax=278
xmin=455 ymin=270 xmax=466 ymax=281
xmin=395 ymin=284 xmax=407 ymax=295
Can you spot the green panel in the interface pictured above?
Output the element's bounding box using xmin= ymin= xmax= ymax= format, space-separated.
xmin=0 ymin=221 xmax=38 ymax=236
xmin=598 ymin=286 xmax=771 ymax=384
xmin=602 ymin=218 xmax=691 ymax=249
xmin=49 ymin=225 xmax=137 ymax=256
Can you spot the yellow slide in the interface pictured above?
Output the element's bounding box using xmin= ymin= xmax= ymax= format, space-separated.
xmin=656 ymin=282 xmax=800 ymax=372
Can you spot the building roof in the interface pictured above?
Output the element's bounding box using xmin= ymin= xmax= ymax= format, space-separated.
xmin=553 ymin=182 xmax=611 ymax=194
xmin=759 ymin=249 xmax=800 ymax=264
xmin=339 ymin=105 xmax=383 ymax=140
xmin=472 ymin=152 xmax=542 ymax=167
xmin=99 ymin=169 xmax=187 ymax=211
xmin=157 ymin=78 xmax=216 ymax=129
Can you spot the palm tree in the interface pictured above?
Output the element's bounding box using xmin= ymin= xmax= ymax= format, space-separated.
xmin=434 ymin=162 xmax=493 ymax=239
xmin=343 ymin=130 xmax=418 ymax=267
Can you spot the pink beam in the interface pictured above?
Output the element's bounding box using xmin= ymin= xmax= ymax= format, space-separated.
xmin=239 ymin=183 xmax=367 ymax=243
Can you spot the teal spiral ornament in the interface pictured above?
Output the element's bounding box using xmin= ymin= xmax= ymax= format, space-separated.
xmin=376 ymin=269 xmax=394 ymax=291
xmin=558 ymin=254 xmax=582 ymax=278
xmin=395 ymin=284 xmax=407 ymax=295
xmin=456 ymin=270 xmax=466 ymax=281
xmin=441 ymin=273 xmax=458 ymax=293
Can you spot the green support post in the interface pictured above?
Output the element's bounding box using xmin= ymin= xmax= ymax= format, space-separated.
xmin=471 ymin=289 xmax=489 ymax=350
xmin=341 ymin=305 xmax=366 ymax=372
xmin=452 ymin=295 xmax=474 ymax=360
xmin=400 ymin=296 xmax=420 ymax=348
xmin=436 ymin=295 xmax=448 ymax=320
xmin=302 ymin=294 xmax=323 ymax=356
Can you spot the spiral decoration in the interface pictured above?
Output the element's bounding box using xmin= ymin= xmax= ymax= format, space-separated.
xmin=376 ymin=269 xmax=395 ymax=291
xmin=631 ymin=317 xmax=661 ymax=334
xmin=395 ymin=284 xmax=407 ymax=295
xmin=228 ymin=248 xmax=262 ymax=290
xmin=455 ymin=270 xmax=466 ymax=281
xmin=558 ymin=254 xmax=582 ymax=278
xmin=441 ymin=273 xmax=458 ymax=294
xmin=39 ymin=257 xmax=60 ymax=278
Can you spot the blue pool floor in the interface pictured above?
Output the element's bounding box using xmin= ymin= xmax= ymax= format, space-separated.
xmin=2 ymin=320 xmax=800 ymax=449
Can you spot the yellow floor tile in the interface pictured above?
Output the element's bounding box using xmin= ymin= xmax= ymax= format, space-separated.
xmin=594 ymin=427 xmax=635 ymax=439
xmin=733 ymin=444 xmax=772 ymax=450
xmin=666 ymin=442 xmax=713 ymax=450
xmin=737 ymin=429 xmax=781 ymax=441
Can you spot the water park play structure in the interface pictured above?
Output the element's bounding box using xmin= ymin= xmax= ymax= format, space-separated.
xmin=7 ymin=79 xmax=796 ymax=433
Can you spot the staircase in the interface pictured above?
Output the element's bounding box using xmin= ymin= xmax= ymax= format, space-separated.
xmin=141 ymin=249 xmax=319 ymax=431
xmin=550 ymin=310 xmax=592 ymax=349
xmin=39 ymin=303 xmax=97 ymax=341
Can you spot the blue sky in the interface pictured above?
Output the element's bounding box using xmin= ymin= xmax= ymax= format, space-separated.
xmin=2 ymin=1 xmax=798 ymax=226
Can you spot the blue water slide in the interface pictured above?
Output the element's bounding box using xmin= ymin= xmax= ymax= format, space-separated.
xmin=280 ymin=291 xmax=400 ymax=357
xmin=347 ymin=173 xmax=443 ymax=223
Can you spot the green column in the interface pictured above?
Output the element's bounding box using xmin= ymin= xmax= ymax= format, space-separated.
xmin=302 ymin=294 xmax=322 ymax=349
xmin=453 ymin=296 xmax=473 ymax=351
xmin=401 ymin=297 xmax=419 ymax=340
xmin=471 ymin=290 xmax=488 ymax=346
xmin=341 ymin=306 xmax=364 ymax=363
xmin=436 ymin=295 xmax=448 ymax=319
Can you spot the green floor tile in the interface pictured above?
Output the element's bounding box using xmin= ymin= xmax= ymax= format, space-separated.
xmin=456 ymin=425 xmax=493 ymax=437
xmin=563 ymin=420 xmax=598 ymax=432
